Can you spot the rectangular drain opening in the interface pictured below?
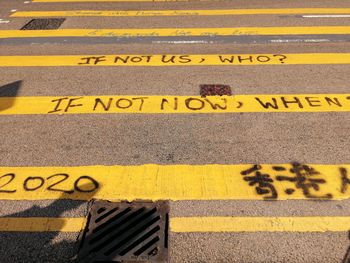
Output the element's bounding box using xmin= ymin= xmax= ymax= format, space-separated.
xmin=21 ymin=18 xmax=65 ymax=30
xmin=200 ymin=84 xmax=232 ymax=97
xmin=78 ymin=200 xmax=169 ymax=262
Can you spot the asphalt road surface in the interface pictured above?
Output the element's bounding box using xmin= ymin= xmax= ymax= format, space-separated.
xmin=0 ymin=0 xmax=350 ymax=262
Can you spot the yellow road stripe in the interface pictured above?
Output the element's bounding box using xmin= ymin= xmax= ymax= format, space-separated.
xmin=33 ymin=0 xmax=191 ymax=2
xmin=12 ymin=9 xmax=350 ymax=17
xmin=1 ymin=27 xmax=349 ymax=39
xmin=1 ymin=217 xmax=350 ymax=232
xmin=0 ymin=217 xmax=86 ymax=232
xmin=0 ymin=53 xmax=349 ymax=67
xmin=0 ymin=164 xmax=349 ymax=200
xmin=171 ymin=217 xmax=350 ymax=232
xmin=0 ymin=94 xmax=350 ymax=115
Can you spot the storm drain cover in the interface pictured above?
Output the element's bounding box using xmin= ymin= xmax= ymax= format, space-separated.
xmin=78 ymin=200 xmax=169 ymax=262
xmin=21 ymin=18 xmax=65 ymax=30
xmin=200 ymin=84 xmax=232 ymax=97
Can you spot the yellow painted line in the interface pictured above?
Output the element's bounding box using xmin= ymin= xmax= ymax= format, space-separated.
xmin=33 ymin=0 xmax=191 ymax=2
xmin=0 ymin=94 xmax=350 ymax=115
xmin=171 ymin=217 xmax=350 ymax=232
xmin=0 ymin=164 xmax=349 ymax=200
xmin=0 ymin=217 xmax=86 ymax=232
xmin=0 ymin=53 xmax=349 ymax=67
xmin=0 ymin=27 xmax=349 ymax=39
xmin=11 ymin=8 xmax=350 ymax=17
xmin=1 ymin=217 xmax=350 ymax=232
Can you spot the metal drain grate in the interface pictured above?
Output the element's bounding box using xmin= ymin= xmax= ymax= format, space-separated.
xmin=200 ymin=84 xmax=232 ymax=97
xmin=21 ymin=18 xmax=65 ymax=30
xmin=78 ymin=200 xmax=169 ymax=262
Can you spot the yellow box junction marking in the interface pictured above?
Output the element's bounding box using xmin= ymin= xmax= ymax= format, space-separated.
xmin=0 ymin=94 xmax=350 ymax=115
xmin=1 ymin=217 xmax=350 ymax=233
xmin=0 ymin=53 xmax=350 ymax=67
xmin=0 ymin=164 xmax=349 ymax=201
xmin=0 ymin=27 xmax=349 ymax=39
xmin=12 ymin=8 xmax=350 ymax=17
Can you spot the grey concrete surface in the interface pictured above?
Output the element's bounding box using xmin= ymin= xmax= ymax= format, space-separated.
xmin=0 ymin=0 xmax=350 ymax=262
xmin=0 ymin=113 xmax=349 ymax=166
xmin=0 ymin=232 xmax=79 ymax=263
xmin=170 ymin=232 xmax=350 ymax=263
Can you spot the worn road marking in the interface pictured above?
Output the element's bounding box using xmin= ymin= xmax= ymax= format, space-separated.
xmin=0 ymin=164 xmax=349 ymax=200
xmin=0 ymin=27 xmax=349 ymax=39
xmin=0 ymin=217 xmax=87 ymax=232
xmin=12 ymin=9 xmax=350 ymax=17
xmin=0 ymin=94 xmax=350 ymax=115
xmin=0 ymin=53 xmax=349 ymax=67
xmin=1 ymin=217 xmax=350 ymax=232
xmin=302 ymin=15 xmax=350 ymax=18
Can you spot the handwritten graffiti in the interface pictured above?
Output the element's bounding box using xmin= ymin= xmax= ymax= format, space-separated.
xmin=77 ymin=54 xmax=288 ymax=66
xmin=241 ymin=165 xmax=277 ymax=200
xmin=42 ymin=95 xmax=350 ymax=115
xmin=0 ymin=164 xmax=349 ymax=200
xmin=274 ymin=163 xmax=332 ymax=199
xmin=0 ymin=173 xmax=98 ymax=194
xmin=46 ymin=96 xmax=238 ymax=113
xmin=240 ymin=163 xmax=349 ymax=199
xmin=255 ymin=96 xmax=345 ymax=109
xmin=340 ymin=167 xmax=350 ymax=194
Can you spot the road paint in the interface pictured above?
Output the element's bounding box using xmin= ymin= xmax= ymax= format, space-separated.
xmin=32 ymin=0 xmax=232 ymax=2
xmin=302 ymin=15 xmax=350 ymax=18
xmin=152 ymin=40 xmax=208 ymax=44
xmin=0 ymin=217 xmax=86 ymax=232
xmin=0 ymin=27 xmax=350 ymax=39
xmin=270 ymin=39 xmax=330 ymax=43
xmin=1 ymin=216 xmax=350 ymax=232
xmin=171 ymin=217 xmax=350 ymax=232
xmin=0 ymin=94 xmax=350 ymax=115
xmin=0 ymin=53 xmax=349 ymax=67
xmin=12 ymin=9 xmax=350 ymax=18
xmin=0 ymin=164 xmax=349 ymax=201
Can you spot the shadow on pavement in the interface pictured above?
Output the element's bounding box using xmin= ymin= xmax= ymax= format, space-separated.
xmin=0 ymin=80 xmax=22 ymax=112
xmin=0 ymin=183 xmax=97 ymax=263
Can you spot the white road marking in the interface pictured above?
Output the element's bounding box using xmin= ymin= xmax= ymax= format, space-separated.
xmin=0 ymin=19 xmax=10 ymax=24
xmin=270 ymin=39 xmax=330 ymax=43
xmin=304 ymin=39 xmax=330 ymax=42
xmin=152 ymin=40 xmax=208 ymax=44
xmin=302 ymin=15 xmax=350 ymax=18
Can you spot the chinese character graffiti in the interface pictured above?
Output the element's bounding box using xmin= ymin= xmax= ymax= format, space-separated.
xmin=274 ymin=162 xmax=332 ymax=199
xmin=340 ymin=167 xmax=350 ymax=194
xmin=240 ymin=164 xmax=278 ymax=200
